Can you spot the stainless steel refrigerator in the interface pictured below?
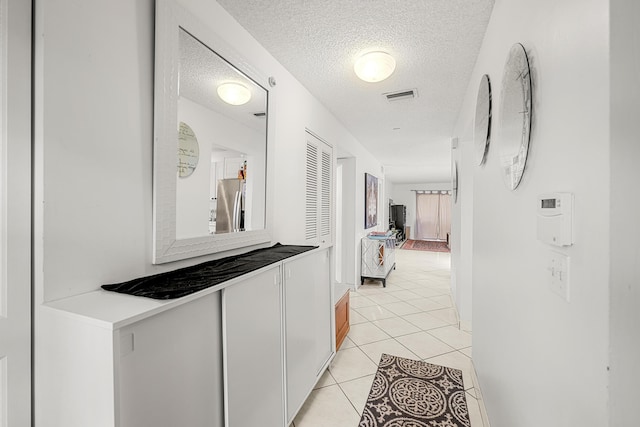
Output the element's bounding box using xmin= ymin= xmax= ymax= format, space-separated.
xmin=215 ymin=178 xmax=244 ymax=233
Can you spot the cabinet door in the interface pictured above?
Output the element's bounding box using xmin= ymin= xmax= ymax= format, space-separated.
xmin=118 ymin=292 xmax=223 ymax=427
xmin=305 ymin=131 xmax=333 ymax=245
xmin=222 ymin=267 xmax=284 ymax=427
xmin=285 ymin=249 xmax=333 ymax=421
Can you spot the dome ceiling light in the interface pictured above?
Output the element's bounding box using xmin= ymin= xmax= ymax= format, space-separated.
xmin=217 ymin=82 xmax=252 ymax=105
xmin=354 ymin=51 xmax=396 ymax=83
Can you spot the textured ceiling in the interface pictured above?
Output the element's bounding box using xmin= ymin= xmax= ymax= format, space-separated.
xmin=216 ymin=0 xmax=495 ymax=184
xmin=180 ymin=28 xmax=267 ymax=133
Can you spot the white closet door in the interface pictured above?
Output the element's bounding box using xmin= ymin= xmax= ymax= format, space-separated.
xmin=0 ymin=0 xmax=32 ymax=424
xmin=305 ymin=131 xmax=333 ymax=246
xmin=222 ymin=267 xmax=284 ymax=427
xmin=284 ymin=249 xmax=332 ymax=422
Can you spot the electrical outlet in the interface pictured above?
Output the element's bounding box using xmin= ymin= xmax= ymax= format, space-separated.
xmin=548 ymin=251 xmax=570 ymax=302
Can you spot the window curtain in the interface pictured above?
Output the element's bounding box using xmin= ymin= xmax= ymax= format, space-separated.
xmin=415 ymin=193 xmax=440 ymax=240
xmin=438 ymin=193 xmax=451 ymax=240
xmin=415 ymin=192 xmax=451 ymax=241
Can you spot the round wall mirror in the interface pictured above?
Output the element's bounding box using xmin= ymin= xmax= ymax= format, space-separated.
xmin=177 ymin=121 xmax=200 ymax=178
xmin=452 ymin=161 xmax=459 ymax=203
xmin=474 ymin=74 xmax=492 ymax=165
xmin=498 ymin=43 xmax=532 ymax=190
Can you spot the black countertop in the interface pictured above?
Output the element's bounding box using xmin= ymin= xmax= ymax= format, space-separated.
xmin=102 ymin=243 xmax=317 ymax=300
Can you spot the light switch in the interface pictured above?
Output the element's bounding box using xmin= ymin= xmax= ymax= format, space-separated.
xmin=548 ymin=251 xmax=570 ymax=302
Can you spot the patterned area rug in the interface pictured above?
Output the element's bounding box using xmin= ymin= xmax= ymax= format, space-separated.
xmin=402 ymin=239 xmax=450 ymax=253
xmin=359 ymin=354 xmax=470 ymax=427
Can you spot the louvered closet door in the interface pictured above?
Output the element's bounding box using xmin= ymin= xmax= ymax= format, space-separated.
xmin=305 ymin=131 xmax=333 ymax=245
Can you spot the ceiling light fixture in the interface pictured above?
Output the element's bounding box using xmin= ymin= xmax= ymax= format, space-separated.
xmin=354 ymin=51 xmax=396 ymax=83
xmin=217 ymin=82 xmax=251 ymax=105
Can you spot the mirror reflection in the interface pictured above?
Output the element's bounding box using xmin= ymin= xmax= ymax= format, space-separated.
xmin=175 ymin=28 xmax=267 ymax=239
xmin=498 ymin=43 xmax=531 ymax=190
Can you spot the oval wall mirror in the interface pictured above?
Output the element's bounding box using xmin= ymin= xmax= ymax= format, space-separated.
xmin=177 ymin=122 xmax=200 ymax=178
xmin=474 ymin=74 xmax=492 ymax=166
xmin=153 ymin=0 xmax=271 ymax=263
xmin=498 ymin=43 xmax=532 ymax=190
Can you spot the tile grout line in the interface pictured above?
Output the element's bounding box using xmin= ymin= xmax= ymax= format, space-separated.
xmin=298 ymin=250 xmax=486 ymax=427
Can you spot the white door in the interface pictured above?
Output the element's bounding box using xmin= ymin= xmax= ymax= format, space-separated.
xmin=222 ymin=267 xmax=284 ymax=427
xmin=305 ymin=131 xmax=334 ymax=246
xmin=0 ymin=0 xmax=32 ymax=425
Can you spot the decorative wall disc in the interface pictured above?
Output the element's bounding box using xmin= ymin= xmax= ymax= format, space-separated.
xmin=498 ymin=43 xmax=532 ymax=190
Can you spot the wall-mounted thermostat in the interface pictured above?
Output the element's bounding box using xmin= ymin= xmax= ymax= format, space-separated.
xmin=537 ymin=193 xmax=573 ymax=246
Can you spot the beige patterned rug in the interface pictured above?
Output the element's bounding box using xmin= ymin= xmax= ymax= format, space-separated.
xmin=359 ymin=354 xmax=470 ymax=427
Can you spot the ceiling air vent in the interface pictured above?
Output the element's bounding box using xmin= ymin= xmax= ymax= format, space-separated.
xmin=383 ymin=88 xmax=418 ymax=102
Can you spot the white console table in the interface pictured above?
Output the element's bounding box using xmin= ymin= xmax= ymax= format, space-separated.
xmin=361 ymin=236 xmax=396 ymax=287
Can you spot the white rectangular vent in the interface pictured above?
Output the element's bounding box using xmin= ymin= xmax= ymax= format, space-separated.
xmin=384 ymin=89 xmax=418 ymax=102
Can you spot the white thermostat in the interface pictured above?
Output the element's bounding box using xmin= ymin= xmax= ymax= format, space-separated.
xmin=537 ymin=193 xmax=574 ymax=246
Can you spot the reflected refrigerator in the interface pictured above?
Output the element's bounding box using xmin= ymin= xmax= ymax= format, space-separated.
xmin=216 ymin=178 xmax=245 ymax=233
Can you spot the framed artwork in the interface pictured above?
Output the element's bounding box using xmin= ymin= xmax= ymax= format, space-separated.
xmin=365 ymin=173 xmax=378 ymax=229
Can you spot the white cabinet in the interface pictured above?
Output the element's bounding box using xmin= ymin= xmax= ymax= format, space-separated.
xmin=284 ymin=248 xmax=333 ymax=422
xmin=37 ymin=248 xmax=334 ymax=427
xmin=119 ymin=293 xmax=223 ymax=427
xmin=361 ymin=236 xmax=396 ymax=286
xmin=37 ymin=292 xmax=223 ymax=427
xmin=222 ymin=266 xmax=284 ymax=427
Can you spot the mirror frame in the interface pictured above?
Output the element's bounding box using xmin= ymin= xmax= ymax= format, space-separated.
xmin=153 ymin=0 xmax=271 ymax=264
xmin=474 ymin=74 xmax=492 ymax=166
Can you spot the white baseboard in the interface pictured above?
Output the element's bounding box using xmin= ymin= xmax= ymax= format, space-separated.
xmin=470 ymin=360 xmax=491 ymax=427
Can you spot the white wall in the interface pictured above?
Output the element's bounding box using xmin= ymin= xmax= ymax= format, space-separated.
xmin=609 ymin=0 xmax=640 ymax=425
xmin=33 ymin=0 xmax=382 ymax=303
xmin=338 ymin=157 xmax=357 ymax=286
xmin=450 ymin=135 xmax=474 ymax=328
xmin=176 ymin=97 xmax=267 ymax=237
xmin=33 ymin=1 xmax=383 ymax=419
xmin=453 ymin=0 xmax=610 ymax=425
xmin=390 ymin=182 xmax=451 ymax=240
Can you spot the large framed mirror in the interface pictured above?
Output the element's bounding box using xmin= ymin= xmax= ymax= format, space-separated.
xmin=153 ymin=0 xmax=271 ymax=263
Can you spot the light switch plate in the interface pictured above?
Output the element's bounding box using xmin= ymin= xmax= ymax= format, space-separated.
xmin=548 ymin=251 xmax=570 ymax=302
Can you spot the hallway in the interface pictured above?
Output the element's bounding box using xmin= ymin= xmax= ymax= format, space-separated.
xmin=292 ymin=248 xmax=487 ymax=426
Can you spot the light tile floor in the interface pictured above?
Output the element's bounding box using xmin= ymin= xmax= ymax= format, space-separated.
xmin=291 ymin=247 xmax=487 ymax=427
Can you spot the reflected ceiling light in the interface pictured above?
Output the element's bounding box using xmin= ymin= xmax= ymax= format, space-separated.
xmin=217 ymin=82 xmax=251 ymax=105
xmin=354 ymin=51 xmax=396 ymax=83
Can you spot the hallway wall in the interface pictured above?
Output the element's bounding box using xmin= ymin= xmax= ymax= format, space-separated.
xmin=453 ymin=0 xmax=610 ymax=425
xmin=33 ymin=0 xmax=382 ymax=303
